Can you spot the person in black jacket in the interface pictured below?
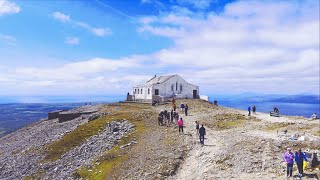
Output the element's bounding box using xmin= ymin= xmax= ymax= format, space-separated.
xmin=185 ymin=104 xmax=189 ymax=116
xmin=199 ymin=124 xmax=206 ymax=145
xmin=170 ymin=110 xmax=174 ymax=123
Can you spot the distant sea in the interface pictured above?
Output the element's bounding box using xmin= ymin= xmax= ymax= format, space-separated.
xmin=0 ymin=95 xmax=319 ymax=137
xmin=218 ymin=100 xmax=320 ymax=117
xmin=0 ymin=103 xmax=85 ymax=137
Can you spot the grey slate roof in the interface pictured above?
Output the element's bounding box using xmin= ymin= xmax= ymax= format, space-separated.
xmin=146 ymin=75 xmax=175 ymax=85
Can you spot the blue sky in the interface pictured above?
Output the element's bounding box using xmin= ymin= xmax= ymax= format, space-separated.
xmin=0 ymin=0 xmax=319 ymax=99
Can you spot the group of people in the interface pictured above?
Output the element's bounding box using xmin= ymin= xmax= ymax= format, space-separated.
xmin=247 ymin=105 xmax=257 ymax=116
xmin=283 ymin=148 xmax=308 ymax=178
xmin=158 ymin=98 xmax=207 ymax=145
xmin=157 ymin=109 xmax=180 ymax=126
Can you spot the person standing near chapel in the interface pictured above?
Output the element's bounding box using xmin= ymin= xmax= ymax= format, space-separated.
xmin=185 ymin=104 xmax=189 ymax=116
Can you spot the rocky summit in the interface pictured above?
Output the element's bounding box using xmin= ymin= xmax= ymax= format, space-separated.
xmin=0 ymin=100 xmax=319 ymax=180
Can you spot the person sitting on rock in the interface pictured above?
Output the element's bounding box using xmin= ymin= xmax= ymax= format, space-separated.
xmin=311 ymin=113 xmax=318 ymax=120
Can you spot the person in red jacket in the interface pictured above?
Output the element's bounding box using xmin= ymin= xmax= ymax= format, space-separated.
xmin=177 ymin=118 xmax=184 ymax=134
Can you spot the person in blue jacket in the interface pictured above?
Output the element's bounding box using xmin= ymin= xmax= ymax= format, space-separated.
xmin=248 ymin=106 xmax=251 ymax=116
xmin=295 ymin=148 xmax=308 ymax=177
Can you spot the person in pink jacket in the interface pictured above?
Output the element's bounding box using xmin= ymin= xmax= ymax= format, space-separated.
xmin=177 ymin=118 xmax=184 ymax=134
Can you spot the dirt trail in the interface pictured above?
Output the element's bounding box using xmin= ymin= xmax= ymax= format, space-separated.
xmin=160 ymin=100 xmax=320 ymax=180
xmin=170 ymin=111 xmax=222 ymax=180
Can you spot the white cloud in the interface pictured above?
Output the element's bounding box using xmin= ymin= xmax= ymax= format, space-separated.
xmin=1 ymin=0 xmax=319 ymax=96
xmin=65 ymin=37 xmax=79 ymax=45
xmin=52 ymin=11 xmax=111 ymax=37
xmin=52 ymin=11 xmax=70 ymax=22
xmin=137 ymin=0 xmax=320 ymax=95
xmin=0 ymin=0 xmax=20 ymax=16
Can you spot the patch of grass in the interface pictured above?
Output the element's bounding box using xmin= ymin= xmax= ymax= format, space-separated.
xmin=43 ymin=115 xmax=114 ymax=162
xmin=75 ymin=105 xmax=156 ymax=179
xmin=203 ymin=113 xmax=247 ymax=130
xmin=23 ymin=170 xmax=45 ymax=180
xmin=262 ymin=122 xmax=293 ymax=131
xmin=43 ymin=103 xmax=153 ymax=162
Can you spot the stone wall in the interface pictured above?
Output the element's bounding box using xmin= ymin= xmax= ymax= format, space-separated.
xmin=48 ymin=110 xmax=64 ymax=120
xmin=58 ymin=111 xmax=97 ymax=123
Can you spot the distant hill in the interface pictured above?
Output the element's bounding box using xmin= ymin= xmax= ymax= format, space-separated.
xmin=266 ymin=95 xmax=320 ymax=104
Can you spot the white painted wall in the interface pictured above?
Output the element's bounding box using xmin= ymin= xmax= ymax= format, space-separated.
xmin=133 ymin=86 xmax=153 ymax=100
xmin=132 ymin=75 xmax=199 ymax=101
xmin=152 ymin=75 xmax=199 ymax=99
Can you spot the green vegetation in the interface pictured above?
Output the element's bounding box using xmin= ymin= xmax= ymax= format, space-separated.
xmin=70 ymin=104 xmax=155 ymax=179
xmin=23 ymin=170 xmax=45 ymax=180
xmin=203 ymin=113 xmax=247 ymax=130
xmin=262 ymin=122 xmax=293 ymax=131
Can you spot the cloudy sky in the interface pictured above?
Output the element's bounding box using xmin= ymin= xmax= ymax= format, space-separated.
xmin=0 ymin=0 xmax=319 ymax=97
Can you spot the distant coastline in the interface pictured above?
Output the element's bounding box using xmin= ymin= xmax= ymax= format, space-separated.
xmin=0 ymin=94 xmax=319 ymax=138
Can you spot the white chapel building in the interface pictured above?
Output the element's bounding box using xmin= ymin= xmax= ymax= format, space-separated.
xmin=130 ymin=74 xmax=199 ymax=102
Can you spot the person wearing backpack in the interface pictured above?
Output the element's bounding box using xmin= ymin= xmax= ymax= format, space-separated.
xmin=295 ymin=148 xmax=308 ymax=178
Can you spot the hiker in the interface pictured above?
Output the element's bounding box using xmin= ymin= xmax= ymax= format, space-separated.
xmin=166 ymin=111 xmax=170 ymax=125
xmin=283 ymin=148 xmax=294 ymax=178
xmin=180 ymin=103 xmax=185 ymax=112
xmin=172 ymin=97 xmax=176 ymax=104
xmin=274 ymin=107 xmax=279 ymax=113
xmin=252 ymin=106 xmax=256 ymax=114
xmin=185 ymin=104 xmax=189 ymax=116
xmin=248 ymin=106 xmax=251 ymax=116
xmin=171 ymin=110 xmax=174 ymax=123
xmin=177 ymin=118 xmax=184 ymax=134
xmin=199 ymin=124 xmax=206 ymax=145
xmin=295 ymin=148 xmax=308 ymax=177
xmin=173 ymin=103 xmax=177 ymax=111
xmin=311 ymin=113 xmax=318 ymax=120
xmin=195 ymin=121 xmax=199 ymax=135
xmin=175 ymin=112 xmax=179 ymax=122
xmin=158 ymin=114 xmax=163 ymax=126
xmin=173 ymin=111 xmax=177 ymax=122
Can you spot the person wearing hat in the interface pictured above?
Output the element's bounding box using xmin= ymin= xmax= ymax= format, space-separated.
xmin=295 ymin=148 xmax=308 ymax=178
xmin=283 ymin=148 xmax=294 ymax=178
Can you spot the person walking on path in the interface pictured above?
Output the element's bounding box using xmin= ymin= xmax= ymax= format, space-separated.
xmin=185 ymin=104 xmax=189 ymax=116
xmin=252 ymin=106 xmax=256 ymax=115
xmin=248 ymin=106 xmax=251 ymax=116
xmin=171 ymin=110 xmax=174 ymax=123
xmin=195 ymin=121 xmax=199 ymax=135
xmin=175 ymin=112 xmax=179 ymax=122
xmin=199 ymin=124 xmax=206 ymax=145
xmin=180 ymin=103 xmax=185 ymax=112
xmin=295 ymin=148 xmax=308 ymax=178
xmin=173 ymin=103 xmax=177 ymax=111
xmin=283 ymin=148 xmax=294 ymax=178
xmin=177 ymin=118 xmax=184 ymax=134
